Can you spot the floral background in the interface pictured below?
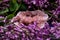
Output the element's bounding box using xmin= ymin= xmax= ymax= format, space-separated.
xmin=0 ymin=0 xmax=60 ymax=40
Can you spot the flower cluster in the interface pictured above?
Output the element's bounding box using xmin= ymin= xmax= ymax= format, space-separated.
xmin=22 ymin=0 xmax=57 ymax=10
xmin=0 ymin=10 xmax=60 ymax=40
xmin=0 ymin=0 xmax=9 ymax=10
xmin=53 ymin=6 xmax=60 ymax=16
xmin=23 ymin=0 xmax=47 ymax=7
xmin=0 ymin=0 xmax=60 ymax=40
xmin=0 ymin=22 xmax=60 ymax=40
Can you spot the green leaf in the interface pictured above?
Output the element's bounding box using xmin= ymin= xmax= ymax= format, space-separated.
xmin=7 ymin=0 xmax=21 ymax=19
xmin=0 ymin=22 xmax=4 ymax=26
xmin=7 ymin=14 xmax=14 ymax=19
xmin=0 ymin=0 xmax=2 ymax=1
xmin=20 ymin=3 xmax=27 ymax=10
xmin=0 ymin=18 xmax=4 ymax=21
xmin=9 ymin=0 xmax=19 ymax=12
xmin=0 ymin=8 xmax=9 ymax=15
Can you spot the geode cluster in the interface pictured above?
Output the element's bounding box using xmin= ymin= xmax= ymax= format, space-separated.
xmin=11 ymin=10 xmax=48 ymax=29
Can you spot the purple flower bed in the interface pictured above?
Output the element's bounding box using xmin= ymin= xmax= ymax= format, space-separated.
xmin=0 ymin=0 xmax=60 ymax=40
xmin=0 ymin=22 xmax=60 ymax=40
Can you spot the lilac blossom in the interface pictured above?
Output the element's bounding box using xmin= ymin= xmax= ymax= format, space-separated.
xmin=0 ymin=26 xmax=4 ymax=33
xmin=56 ymin=0 xmax=60 ymax=5
xmin=0 ymin=0 xmax=9 ymax=10
xmin=0 ymin=0 xmax=60 ymax=40
xmin=53 ymin=6 xmax=60 ymax=16
xmin=0 ymin=21 xmax=60 ymax=40
xmin=23 ymin=0 xmax=48 ymax=8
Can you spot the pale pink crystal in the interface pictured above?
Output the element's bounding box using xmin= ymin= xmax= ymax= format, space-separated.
xmin=11 ymin=10 xmax=48 ymax=28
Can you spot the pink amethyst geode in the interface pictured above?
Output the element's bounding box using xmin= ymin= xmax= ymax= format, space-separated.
xmin=11 ymin=10 xmax=48 ymax=29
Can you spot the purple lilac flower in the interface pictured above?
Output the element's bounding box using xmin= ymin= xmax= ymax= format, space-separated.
xmin=3 ymin=0 xmax=9 ymax=2
xmin=0 ymin=26 xmax=4 ymax=32
xmin=56 ymin=0 xmax=60 ymax=5
xmin=0 ymin=21 xmax=60 ymax=40
xmin=0 ymin=0 xmax=9 ymax=10
xmin=50 ymin=21 xmax=60 ymax=38
xmin=0 ymin=11 xmax=60 ymax=40
xmin=23 ymin=0 xmax=48 ymax=9
xmin=53 ymin=6 xmax=60 ymax=16
xmin=0 ymin=16 xmax=4 ymax=18
xmin=0 ymin=0 xmax=60 ymax=40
